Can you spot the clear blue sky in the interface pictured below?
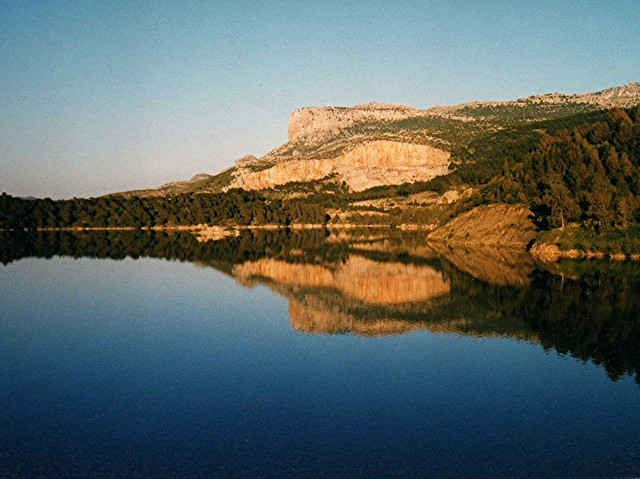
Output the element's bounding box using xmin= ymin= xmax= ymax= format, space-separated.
xmin=1 ymin=0 xmax=639 ymax=198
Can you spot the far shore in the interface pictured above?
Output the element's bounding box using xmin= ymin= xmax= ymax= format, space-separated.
xmin=1 ymin=222 xmax=437 ymax=232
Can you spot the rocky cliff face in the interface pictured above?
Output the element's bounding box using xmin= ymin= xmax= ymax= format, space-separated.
xmin=288 ymin=103 xmax=426 ymax=142
xmin=224 ymin=83 xmax=639 ymax=193
xmin=228 ymin=140 xmax=451 ymax=192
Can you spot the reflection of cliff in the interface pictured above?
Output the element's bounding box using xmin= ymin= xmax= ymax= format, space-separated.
xmin=231 ymin=254 xmax=538 ymax=341
xmin=233 ymin=256 xmax=451 ymax=305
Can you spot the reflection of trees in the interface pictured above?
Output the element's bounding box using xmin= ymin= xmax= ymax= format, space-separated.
xmin=0 ymin=230 xmax=348 ymax=271
xmin=520 ymin=269 xmax=640 ymax=383
xmin=440 ymin=262 xmax=640 ymax=383
xmin=3 ymin=231 xmax=640 ymax=383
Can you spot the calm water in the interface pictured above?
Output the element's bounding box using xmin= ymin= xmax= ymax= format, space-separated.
xmin=1 ymin=231 xmax=640 ymax=477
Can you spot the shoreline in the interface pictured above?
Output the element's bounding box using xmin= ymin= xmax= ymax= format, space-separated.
xmin=1 ymin=222 xmax=435 ymax=233
xmin=4 ymin=225 xmax=640 ymax=263
xmin=529 ymin=241 xmax=640 ymax=263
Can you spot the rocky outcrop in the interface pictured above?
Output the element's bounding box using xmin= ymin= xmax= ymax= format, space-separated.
xmin=288 ymin=103 xmax=426 ymax=142
xmin=228 ymin=140 xmax=450 ymax=192
xmin=525 ymin=82 xmax=640 ymax=108
xmin=234 ymin=155 xmax=259 ymax=167
xmin=428 ymin=204 xmax=537 ymax=248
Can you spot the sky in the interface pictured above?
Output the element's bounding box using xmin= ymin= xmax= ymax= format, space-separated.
xmin=1 ymin=0 xmax=639 ymax=198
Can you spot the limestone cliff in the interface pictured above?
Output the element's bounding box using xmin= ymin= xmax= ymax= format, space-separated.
xmin=526 ymin=82 xmax=640 ymax=108
xmin=288 ymin=103 xmax=426 ymax=142
xmin=228 ymin=140 xmax=450 ymax=192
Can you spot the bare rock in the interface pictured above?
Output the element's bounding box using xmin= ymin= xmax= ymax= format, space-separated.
xmin=428 ymin=204 xmax=537 ymax=247
xmin=288 ymin=103 xmax=426 ymax=142
xmin=228 ymin=140 xmax=451 ymax=192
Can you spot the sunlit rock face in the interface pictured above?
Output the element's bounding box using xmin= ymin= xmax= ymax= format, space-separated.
xmin=228 ymin=140 xmax=451 ymax=192
xmin=232 ymin=255 xmax=451 ymax=305
xmin=287 ymin=103 xmax=426 ymax=142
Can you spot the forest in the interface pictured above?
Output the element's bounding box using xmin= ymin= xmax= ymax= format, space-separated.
xmin=0 ymin=189 xmax=328 ymax=229
xmin=483 ymin=106 xmax=640 ymax=230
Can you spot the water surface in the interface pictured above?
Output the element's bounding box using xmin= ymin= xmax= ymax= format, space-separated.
xmin=1 ymin=231 xmax=640 ymax=477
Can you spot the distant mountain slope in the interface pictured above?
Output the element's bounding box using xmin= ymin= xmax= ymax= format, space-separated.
xmin=115 ymin=82 xmax=640 ymax=197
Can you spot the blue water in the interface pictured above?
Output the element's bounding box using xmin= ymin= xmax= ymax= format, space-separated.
xmin=2 ymin=256 xmax=640 ymax=477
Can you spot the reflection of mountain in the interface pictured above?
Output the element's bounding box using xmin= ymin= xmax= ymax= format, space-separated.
xmin=3 ymin=230 xmax=640 ymax=383
xmin=288 ymin=298 xmax=531 ymax=339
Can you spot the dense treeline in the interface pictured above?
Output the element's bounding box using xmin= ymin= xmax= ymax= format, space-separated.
xmin=0 ymin=189 xmax=329 ymax=229
xmin=485 ymin=106 xmax=640 ymax=229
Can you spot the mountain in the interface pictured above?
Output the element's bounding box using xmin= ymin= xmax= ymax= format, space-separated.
xmin=117 ymin=82 xmax=640 ymax=196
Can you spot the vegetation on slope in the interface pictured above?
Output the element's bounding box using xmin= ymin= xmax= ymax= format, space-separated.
xmin=485 ymin=106 xmax=640 ymax=230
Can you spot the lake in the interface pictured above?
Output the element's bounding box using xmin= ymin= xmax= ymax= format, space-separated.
xmin=1 ymin=230 xmax=640 ymax=477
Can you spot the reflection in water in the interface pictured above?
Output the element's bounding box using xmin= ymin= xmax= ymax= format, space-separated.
xmin=428 ymin=240 xmax=535 ymax=286
xmin=234 ymin=256 xmax=450 ymax=304
xmin=2 ymin=229 xmax=640 ymax=383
